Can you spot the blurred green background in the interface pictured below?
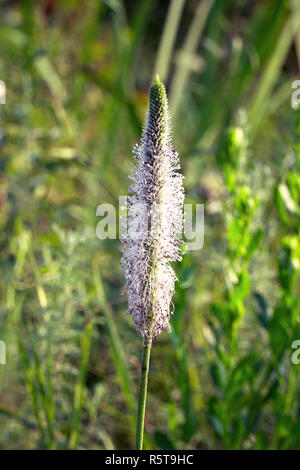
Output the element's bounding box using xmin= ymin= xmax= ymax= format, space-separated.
xmin=1 ymin=0 xmax=300 ymax=450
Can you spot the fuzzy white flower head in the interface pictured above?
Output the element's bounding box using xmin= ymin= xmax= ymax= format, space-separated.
xmin=121 ymin=75 xmax=184 ymax=344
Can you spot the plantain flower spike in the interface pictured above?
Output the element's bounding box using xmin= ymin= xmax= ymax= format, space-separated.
xmin=121 ymin=74 xmax=185 ymax=345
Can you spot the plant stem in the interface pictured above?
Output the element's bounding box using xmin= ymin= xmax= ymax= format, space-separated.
xmin=135 ymin=340 xmax=151 ymax=450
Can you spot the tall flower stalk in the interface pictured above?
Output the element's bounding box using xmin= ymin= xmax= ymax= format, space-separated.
xmin=121 ymin=75 xmax=184 ymax=449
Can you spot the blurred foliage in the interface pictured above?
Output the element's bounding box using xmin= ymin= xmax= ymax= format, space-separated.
xmin=0 ymin=0 xmax=300 ymax=449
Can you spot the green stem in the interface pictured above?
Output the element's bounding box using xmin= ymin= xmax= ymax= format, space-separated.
xmin=135 ymin=340 xmax=151 ymax=450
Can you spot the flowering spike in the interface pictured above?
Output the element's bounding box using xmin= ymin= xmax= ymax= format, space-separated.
xmin=121 ymin=76 xmax=184 ymax=344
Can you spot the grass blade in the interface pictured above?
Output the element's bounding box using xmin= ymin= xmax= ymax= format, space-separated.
xmin=170 ymin=0 xmax=214 ymax=117
xmin=154 ymin=0 xmax=186 ymax=81
xmin=69 ymin=318 xmax=93 ymax=449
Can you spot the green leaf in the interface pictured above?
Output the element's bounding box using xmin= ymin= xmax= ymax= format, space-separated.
xmin=246 ymin=228 xmax=263 ymax=259
xmin=210 ymin=362 xmax=227 ymax=393
xmin=269 ymin=308 xmax=289 ymax=359
xmin=153 ymin=431 xmax=176 ymax=450
xmin=252 ymin=292 xmax=272 ymax=328
xmin=230 ymin=270 xmax=250 ymax=304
